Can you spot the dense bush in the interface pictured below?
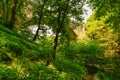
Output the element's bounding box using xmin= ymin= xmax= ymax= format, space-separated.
xmin=54 ymin=58 xmax=87 ymax=80
xmin=59 ymin=41 xmax=104 ymax=60
xmin=0 ymin=67 xmax=18 ymax=80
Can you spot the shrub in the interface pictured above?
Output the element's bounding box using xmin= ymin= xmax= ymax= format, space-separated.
xmin=0 ymin=67 xmax=18 ymax=80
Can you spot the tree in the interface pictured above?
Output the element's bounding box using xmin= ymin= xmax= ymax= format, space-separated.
xmin=0 ymin=0 xmax=12 ymax=26
xmin=52 ymin=0 xmax=85 ymax=59
xmin=88 ymin=0 xmax=120 ymax=53
xmin=0 ymin=0 xmax=28 ymax=29
xmin=84 ymin=13 xmax=119 ymax=56
xmin=9 ymin=0 xmax=18 ymax=29
xmin=88 ymin=0 xmax=120 ymax=28
xmin=27 ymin=0 xmax=85 ymax=59
xmin=32 ymin=0 xmax=47 ymax=41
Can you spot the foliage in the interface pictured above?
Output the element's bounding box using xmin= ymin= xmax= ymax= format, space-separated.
xmin=84 ymin=12 xmax=120 ymax=79
xmin=84 ymin=13 xmax=119 ymax=55
xmin=54 ymin=58 xmax=87 ymax=80
xmin=88 ymin=0 xmax=120 ymax=30
xmin=93 ymin=71 xmax=110 ymax=80
xmin=0 ymin=67 xmax=18 ymax=80
xmin=88 ymin=0 xmax=120 ymax=51
xmin=0 ymin=25 xmax=88 ymax=80
xmin=59 ymin=41 xmax=104 ymax=60
xmin=0 ymin=0 xmax=120 ymax=79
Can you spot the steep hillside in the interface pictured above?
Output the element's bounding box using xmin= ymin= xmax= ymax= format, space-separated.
xmin=0 ymin=25 xmax=87 ymax=80
xmin=0 ymin=25 xmax=60 ymax=79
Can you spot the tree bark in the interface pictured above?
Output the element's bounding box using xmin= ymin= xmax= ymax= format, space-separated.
xmin=2 ymin=0 xmax=5 ymax=24
xmin=33 ymin=0 xmax=45 ymax=41
xmin=5 ymin=0 xmax=9 ymax=26
xmin=6 ymin=0 xmax=9 ymax=21
xmin=53 ymin=0 xmax=61 ymax=59
xmin=53 ymin=0 xmax=70 ymax=59
xmin=9 ymin=0 xmax=18 ymax=29
xmin=53 ymin=28 xmax=60 ymax=59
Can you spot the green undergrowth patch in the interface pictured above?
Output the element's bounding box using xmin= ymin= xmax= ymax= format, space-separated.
xmin=0 ymin=25 xmax=61 ymax=79
xmin=0 ymin=25 xmax=46 ymax=60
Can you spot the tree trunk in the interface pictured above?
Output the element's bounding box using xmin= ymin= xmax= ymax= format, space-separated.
xmin=5 ymin=0 xmax=9 ymax=26
xmin=33 ymin=23 xmax=41 ymax=41
xmin=33 ymin=0 xmax=45 ymax=41
xmin=6 ymin=0 xmax=9 ymax=21
xmin=9 ymin=0 xmax=18 ymax=29
xmin=53 ymin=0 xmax=61 ymax=59
xmin=53 ymin=0 xmax=69 ymax=59
xmin=2 ymin=0 xmax=5 ymax=24
xmin=53 ymin=29 xmax=60 ymax=59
